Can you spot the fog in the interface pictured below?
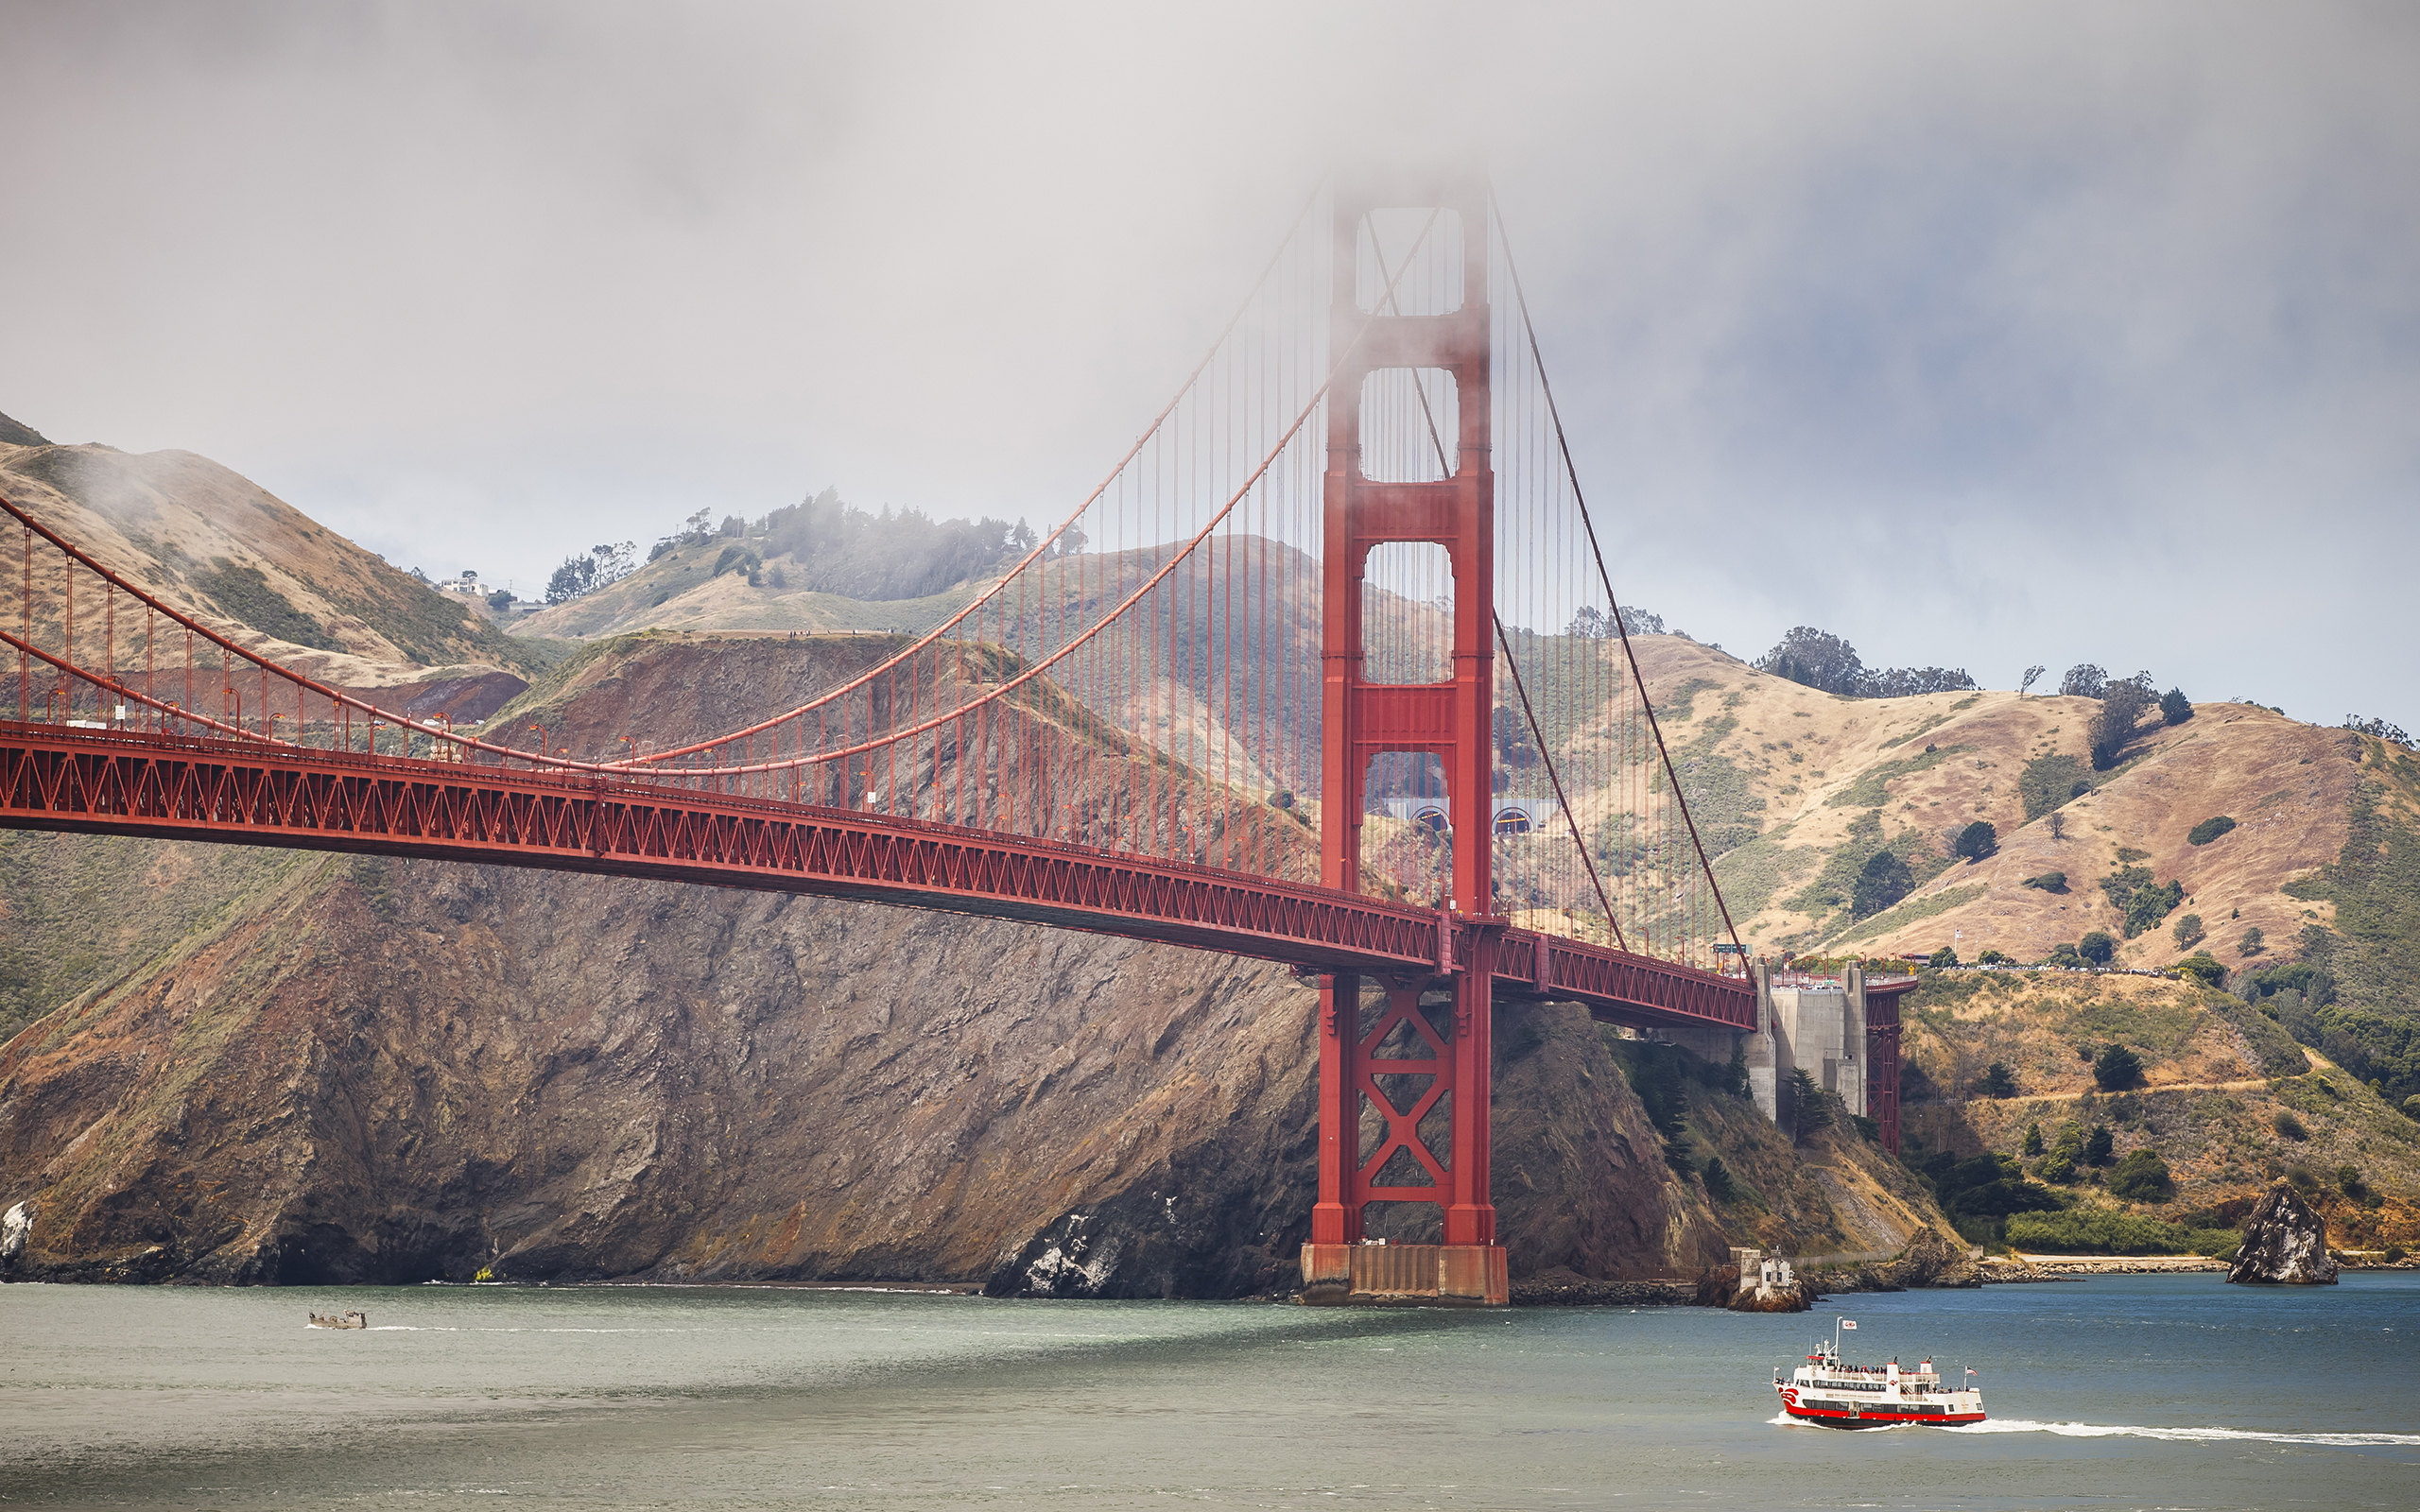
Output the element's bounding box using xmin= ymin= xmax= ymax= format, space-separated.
xmin=5 ymin=1 xmax=2414 ymax=725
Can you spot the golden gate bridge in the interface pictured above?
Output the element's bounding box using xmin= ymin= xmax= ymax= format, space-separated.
xmin=0 ymin=168 xmax=1904 ymax=1303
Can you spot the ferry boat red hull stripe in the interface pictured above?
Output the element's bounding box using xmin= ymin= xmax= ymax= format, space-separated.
xmin=1778 ymin=1392 xmax=1985 ymax=1429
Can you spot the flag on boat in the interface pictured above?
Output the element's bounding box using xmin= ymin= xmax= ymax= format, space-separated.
xmin=1840 ymin=1320 xmax=1857 ymax=1330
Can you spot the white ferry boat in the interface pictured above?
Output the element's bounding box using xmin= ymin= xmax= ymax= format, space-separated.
xmin=1774 ymin=1318 xmax=1983 ymax=1429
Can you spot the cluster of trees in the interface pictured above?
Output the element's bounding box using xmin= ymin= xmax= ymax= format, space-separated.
xmin=1753 ymin=627 xmax=1977 ymax=699
xmin=2343 ymin=714 xmax=2413 ymax=747
xmin=544 ymin=541 xmax=638 ymax=604
xmin=586 ymin=491 xmax=1050 ymax=606
xmin=2095 ymin=857 xmax=2187 ymax=939
xmin=2055 ymin=665 xmax=2194 ymax=769
xmin=752 ymin=491 xmax=1033 ymax=601
xmin=1564 ymin=604 xmax=1669 ymax=639
xmin=2042 ymin=932 xmax=2118 ymax=968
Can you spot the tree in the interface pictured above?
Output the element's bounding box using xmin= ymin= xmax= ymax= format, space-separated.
xmin=1978 ymin=948 xmax=2014 ymax=966
xmin=1979 ymin=1062 xmax=2019 ymax=1098
xmin=1928 ymin=945 xmax=1961 ymax=968
xmin=2108 ymin=1149 xmax=2174 ymax=1202
xmin=1851 ymin=849 xmax=1913 ymax=918
xmin=2079 ymin=931 xmax=2117 ymax=966
xmin=1703 ymin=1156 xmax=1738 ymax=1203
xmin=2020 ymin=665 xmax=2047 ymax=696
xmin=2238 ymin=926 xmax=2265 ymax=956
xmin=2048 ymin=811 xmax=2066 ymax=840
xmin=2172 ymin=913 xmax=2205 ymax=949
xmin=2090 ymin=673 xmax=2157 ymax=769
xmin=2083 ymin=1123 xmax=2117 ymax=1165
xmin=2160 ymin=688 xmax=2194 ymax=725
xmin=1787 ymin=1067 xmax=1831 ymax=1143
xmin=485 ymin=589 xmax=513 ymax=611
xmin=2041 ymin=1121 xmax=2084 ymax=1182
xmin=2093 ymin=1042 xmax=2146 ymax=1091
xmin=2059 ymin=664 xmax=2108 ymax=698
xmin=1953 ymin=820 xmax=1998 ymax=862
xmin=2022 ymin=1121 xmax=2045 ymax=1156
xmin=1756 ymin=627 xmax=1865 ymax=696
xmin=2044 ymin=941 xmax=2085 ymax=969
xmin=2176 ymin=953 xmax=2225 ymax=988
xmin=1723 ymin=1042 xmax=1752 ymax=1098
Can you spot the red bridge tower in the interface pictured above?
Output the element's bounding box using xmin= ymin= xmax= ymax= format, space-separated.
xmin=1302 ymin=169 xmax=1509 ymax=1306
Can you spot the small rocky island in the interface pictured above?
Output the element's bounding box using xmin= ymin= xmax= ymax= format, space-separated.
xmin=2227 ymin=1180 xmax=2340 ymax=1285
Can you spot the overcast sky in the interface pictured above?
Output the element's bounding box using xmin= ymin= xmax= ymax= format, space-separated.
xmin=6 ymin=2 xmax=2415 ymax=727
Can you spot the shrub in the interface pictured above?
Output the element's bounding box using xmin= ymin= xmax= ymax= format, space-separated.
xmin=2005 ymin=1209 xmax=2202 ymax=1255
xmin=2386 ymin=1246 xmax=2408 ymax=1263
xmin=2287 ymin=1165 xmax=2317 ymax=1193
xmin=1978 ymin=948 xmax=2013 ymax=966
xmin=2093 ymin=1043 xmax=2146 ymax=1091
xmin=2083 ymin=1124 xmax=2117 ymax=1165
xmin=1928 ymin=946 xmax=1961 ymax=968
xmin=2044 ymin=942 xmax=2085 ymax=969
xmin=2187 ymin=816 xmax=2237 ymax=846
xmin=1978 ymin=1062 xmax=2019 ymax=1098
xmin=2273 ymin=1111 xmax=2308 ymax=1141
xmin=2079 ymin=932 xmax=2117 ymax=966
xmin=2405 ymin=1095 xmax=2420 ymax=1124
xmin=2160 ymin=688 xmax=2194 ymax=725
xmin=2019 ymin=755 xmax=2089 ymax=822
xmin=2022 ymin=871 xmax=2067 ymax=892
xmin=2022 ymin=1121 xmax=2045 ymax=1156
xmin=2108 ymin=1149 xmax=2175 ymax=1202
xmin=1953 ymin=820 xmax=1998 ymax=862
xmin=2338 ymin=1165 xmax=2368 ymax=1202
xmin=2172 ymin=913 xmax=2205 ymax=949
xmin=2176 ymin=953 xmax=2225 ymax=987
xmin=2238 ymin=926 xmax=2266 ymax=956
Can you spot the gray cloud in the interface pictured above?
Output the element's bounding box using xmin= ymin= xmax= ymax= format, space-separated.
xmin=4 ymin=1 xmax=2413 ymax=724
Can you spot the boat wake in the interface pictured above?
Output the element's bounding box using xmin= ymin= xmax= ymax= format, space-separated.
xmin=1769 ymin=1415 xmax=2420 ymax=1447
xmin=1951 ymin=1419 xmax=2420 ymax=1448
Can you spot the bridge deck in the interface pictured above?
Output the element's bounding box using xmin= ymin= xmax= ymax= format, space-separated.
xmin=1 ymin=720 xmax=1754 ymax=1031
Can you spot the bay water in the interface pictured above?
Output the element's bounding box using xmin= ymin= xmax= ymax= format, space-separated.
xmin=6 ymin=1273 xmax=2415 ymax=1509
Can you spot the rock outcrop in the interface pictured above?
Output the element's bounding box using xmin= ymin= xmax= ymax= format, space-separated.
xmin=1883 ymin=1228 xmax=1982 ymax=1288
xmin=2227 ymin=1180 xmax=2341 ymax=1285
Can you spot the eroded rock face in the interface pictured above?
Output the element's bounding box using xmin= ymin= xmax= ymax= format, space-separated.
xmin=2228 ymin=1180 xmax=2340 ymax=1285
xmin=1885 ymin=1228 xmax=1981 ymax=1289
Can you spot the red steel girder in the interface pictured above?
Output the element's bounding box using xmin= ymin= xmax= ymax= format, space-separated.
xmin=1 ymin=721 xmax=1758 ymax=1031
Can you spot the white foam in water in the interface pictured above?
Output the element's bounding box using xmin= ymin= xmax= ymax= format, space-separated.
xmin=1771 ymin=1414 xmax=2420 ymax=1447
xmin=1950 ymin=1419 xmax=2420 ymax=1447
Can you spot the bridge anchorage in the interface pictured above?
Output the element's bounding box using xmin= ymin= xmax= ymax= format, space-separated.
xmin=0 ymin=164 xmax=1908 ymax=1305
